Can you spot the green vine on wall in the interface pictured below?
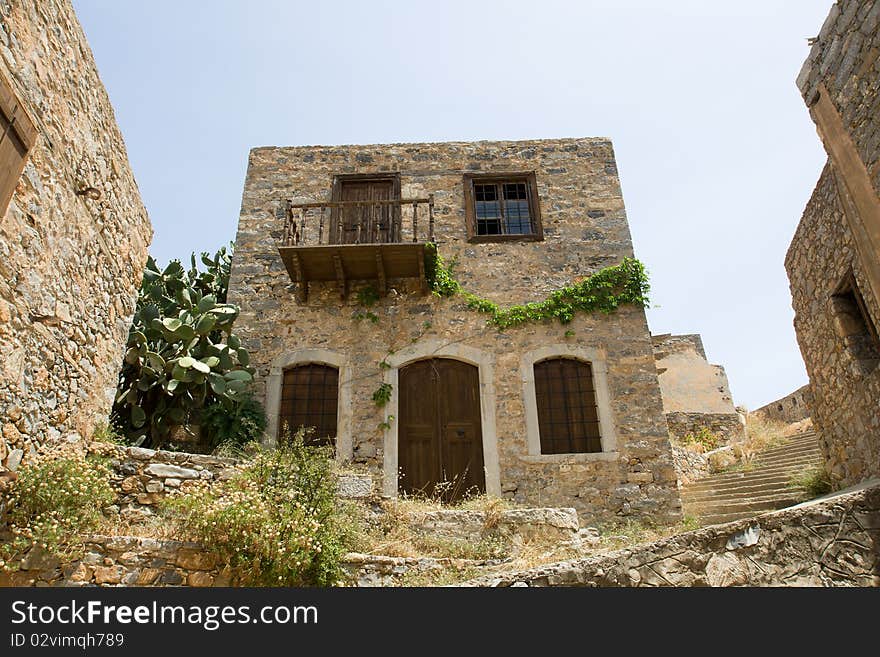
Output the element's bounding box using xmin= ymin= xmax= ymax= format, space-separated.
xmin=424 ymin=243 xmax=650 ymax=329
xmin=372 ymin=382 xmax=393 ymax=407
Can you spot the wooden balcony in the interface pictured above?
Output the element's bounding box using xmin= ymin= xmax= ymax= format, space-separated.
xmin=278 ymin=196 xmax=434 ymax=302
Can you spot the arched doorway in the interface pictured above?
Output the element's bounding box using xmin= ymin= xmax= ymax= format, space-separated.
xmin=398 ymin=358 xmax=486 ymax=501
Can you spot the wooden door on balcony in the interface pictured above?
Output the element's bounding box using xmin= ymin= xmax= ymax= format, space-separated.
xmin=398 ymin=359 xmax=485 ymax=502
xmin=331 ymin=175 xmax=400 ymax=244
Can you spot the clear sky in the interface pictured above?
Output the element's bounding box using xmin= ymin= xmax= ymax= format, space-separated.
xmin=72 ymin=0 xmax=834 ymax=411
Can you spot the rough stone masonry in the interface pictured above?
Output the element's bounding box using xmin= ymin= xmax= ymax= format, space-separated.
xmin=228 ymin=137 xmax=682 ymax=525
xmin=0 ymin=0 xmax=151 ymax=471
xmin=788 ymin=0 xmax=880 ymax=488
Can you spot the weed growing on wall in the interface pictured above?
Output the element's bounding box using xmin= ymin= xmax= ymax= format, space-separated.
xmin=163 ymin=430 xmax=350 ymax=586
xmin=424 ymin=243 xmax=650 ymax=328
xmin=681 ymin=427 xmax=720 ymax=452
xmin=0 ymin=442 xmax=115 ymax=572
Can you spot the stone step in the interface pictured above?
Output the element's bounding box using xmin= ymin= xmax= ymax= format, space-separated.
xmin=752 ymin=441 xmax=821 ymax=458
xmin=748 ymin=439 xmax=819 ymax=460
xmin=685 ymin=461 xmax=822 ymax=490
xmin=748 ymin=452 xmax=823 ymax=469
xmin=751 ymin=448 xmax=822 ymax=466
xmin=682 ymin=480 xmax=804 ymax=503
xmin=683 ymin=492 xmax=806 ymax=514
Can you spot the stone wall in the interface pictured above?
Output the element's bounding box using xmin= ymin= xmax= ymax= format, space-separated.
xmin=788 ymin=0 xmax=880 ymax=488
xmin=88 ymin=443 xmax=374 ymax=519
xmin=787 ymin=166 xmax=880 ymax=485
xmin=93 ymin=443 xmax=243 ymax=508
xmin=228 ymin=138 xmax=681 ymax=525
xmin=671 ymin=445 xmax=711 ymax=484
xmin=652 ymin=333 xmax=744 ymax=443
xmin=665 ymin=412 xmax=745 ymax=444
xmin=752 ymin=384 xmax=813 ymax=424
xmin=0 ymin=1 xmax=151 ymax=473
xmin=0 ymin=535 xmax=231 ymax=588
xmin=797 ymin=0 xmax=880 ymax=201
xmin=460 ymin=480 xmax=880 ymax=587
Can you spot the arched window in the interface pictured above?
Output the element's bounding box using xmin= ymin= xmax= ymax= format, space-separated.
xmin=280 ymin=364 xmax=339 ymax=446
xmin=534 ymin=358 xmax=601 ymax=454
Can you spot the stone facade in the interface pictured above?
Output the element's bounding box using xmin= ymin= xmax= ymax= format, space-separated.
xmin=652 ymin=333 xmax=744 ymax=443
xmin=461 ymin=480 xmax=880 ymax=587
xmin=228 ymin=138 xmax=682 ymax=525
xmin=788 ymin=0 xmax=880 ymax=487
xmin=752 ymin=384 xmax=813 ymax=424
xmin=0 ymin=1 xmax=151 ymax=472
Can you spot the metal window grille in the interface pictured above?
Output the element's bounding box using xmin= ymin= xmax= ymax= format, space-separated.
xmin=280 ymin=364 xmax=339 ymax=446
xmin=534 ymin=358 xmax=602 ymax=454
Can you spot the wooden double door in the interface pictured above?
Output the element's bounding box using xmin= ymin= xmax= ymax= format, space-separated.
xmin=398 ymin=359 xmax=486 ymax=502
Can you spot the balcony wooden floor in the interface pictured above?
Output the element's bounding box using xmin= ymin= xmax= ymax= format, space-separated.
xmin=278 ymin=242 xmax=429 ymax=301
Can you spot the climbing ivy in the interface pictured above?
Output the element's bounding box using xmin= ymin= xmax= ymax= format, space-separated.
xmin=424 ymin=243 xmax=650 ymax=329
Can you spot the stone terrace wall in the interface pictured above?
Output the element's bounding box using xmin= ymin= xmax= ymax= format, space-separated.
xmin=0 ymin=535 xmax=231 ymax=588
xmin=229 ymin=138 xmax=681 ymax=526
xmin=752 ymin=384 xmax=813 ymax=424
xmin=671 ymin=445 xmax=711 ymax=485
xmin=787 ymin=167 xmax=880 ymax=486
xmin=0 ymin=1 xmax=151 ymax=472
xmin=461 ymin=480 xmax=880 ymax=587
xmin=665 ymin=412 xmax=745 ymax=445
xmin=93 ymin=443 xmax=243 ymax=508
xmin=87 ymin=443 xmax=374 ymax=519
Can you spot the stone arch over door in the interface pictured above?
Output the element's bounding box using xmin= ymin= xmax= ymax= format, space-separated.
xmin=264 ymin=348 xmax=353 ymax=462
xmin=381 ymin=339 xmax=501 ymax=497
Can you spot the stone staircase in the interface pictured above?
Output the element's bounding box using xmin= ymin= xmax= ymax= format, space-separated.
xmin=680 ymin=431 xmax=823 ymax=526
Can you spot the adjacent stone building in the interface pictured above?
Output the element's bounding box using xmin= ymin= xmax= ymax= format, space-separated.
xmin=651 ymin=333 xmax=744 ymax=444
xmin=228 ymin=137 xmax=682 ymax=524
xmin=752 ymin=384 xmax=812 ymax=425
xmin=787 ymin=0 xmax=880 ymax=487
xmin=0 ymin=0 xmax=151 ymax=471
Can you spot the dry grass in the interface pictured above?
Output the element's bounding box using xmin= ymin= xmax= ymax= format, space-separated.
xmin=593 ymin=515 xmax=702 ymax=552
xmin=742 ymin=414 xmax=791 ymax=453
xmin=349 ymin=494 xmax=516 ymax=561
xmin=93 ymin=510 xmax=181 ymax=540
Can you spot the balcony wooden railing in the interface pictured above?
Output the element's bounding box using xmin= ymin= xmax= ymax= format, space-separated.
xmin=282 ymin=196 xmax=435 ymax=246
xmin=277 ymin=196 xmax=436 ymax=302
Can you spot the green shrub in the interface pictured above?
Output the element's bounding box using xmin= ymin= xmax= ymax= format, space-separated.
xmin=163 ymin=430 xmax=349 ymax=586
xmin=199 ymin=391 xmax=267 ymax=451
xmin=0 ymin=443 xmax=115 ymax=571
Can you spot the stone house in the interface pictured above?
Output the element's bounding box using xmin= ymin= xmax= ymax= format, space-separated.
xmin=0 ymin=0 xmax=151 ymax=472
xmin=652 ymin=333 xmax=744 ymax=444
xmin=228 ymin=137 xmax=682 ymax=524
xmin=786 ymin=0 xmax=880 ymax=488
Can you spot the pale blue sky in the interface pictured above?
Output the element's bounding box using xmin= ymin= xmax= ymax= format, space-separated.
xmin=72 ymin=0 xmax=834 ymax=410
